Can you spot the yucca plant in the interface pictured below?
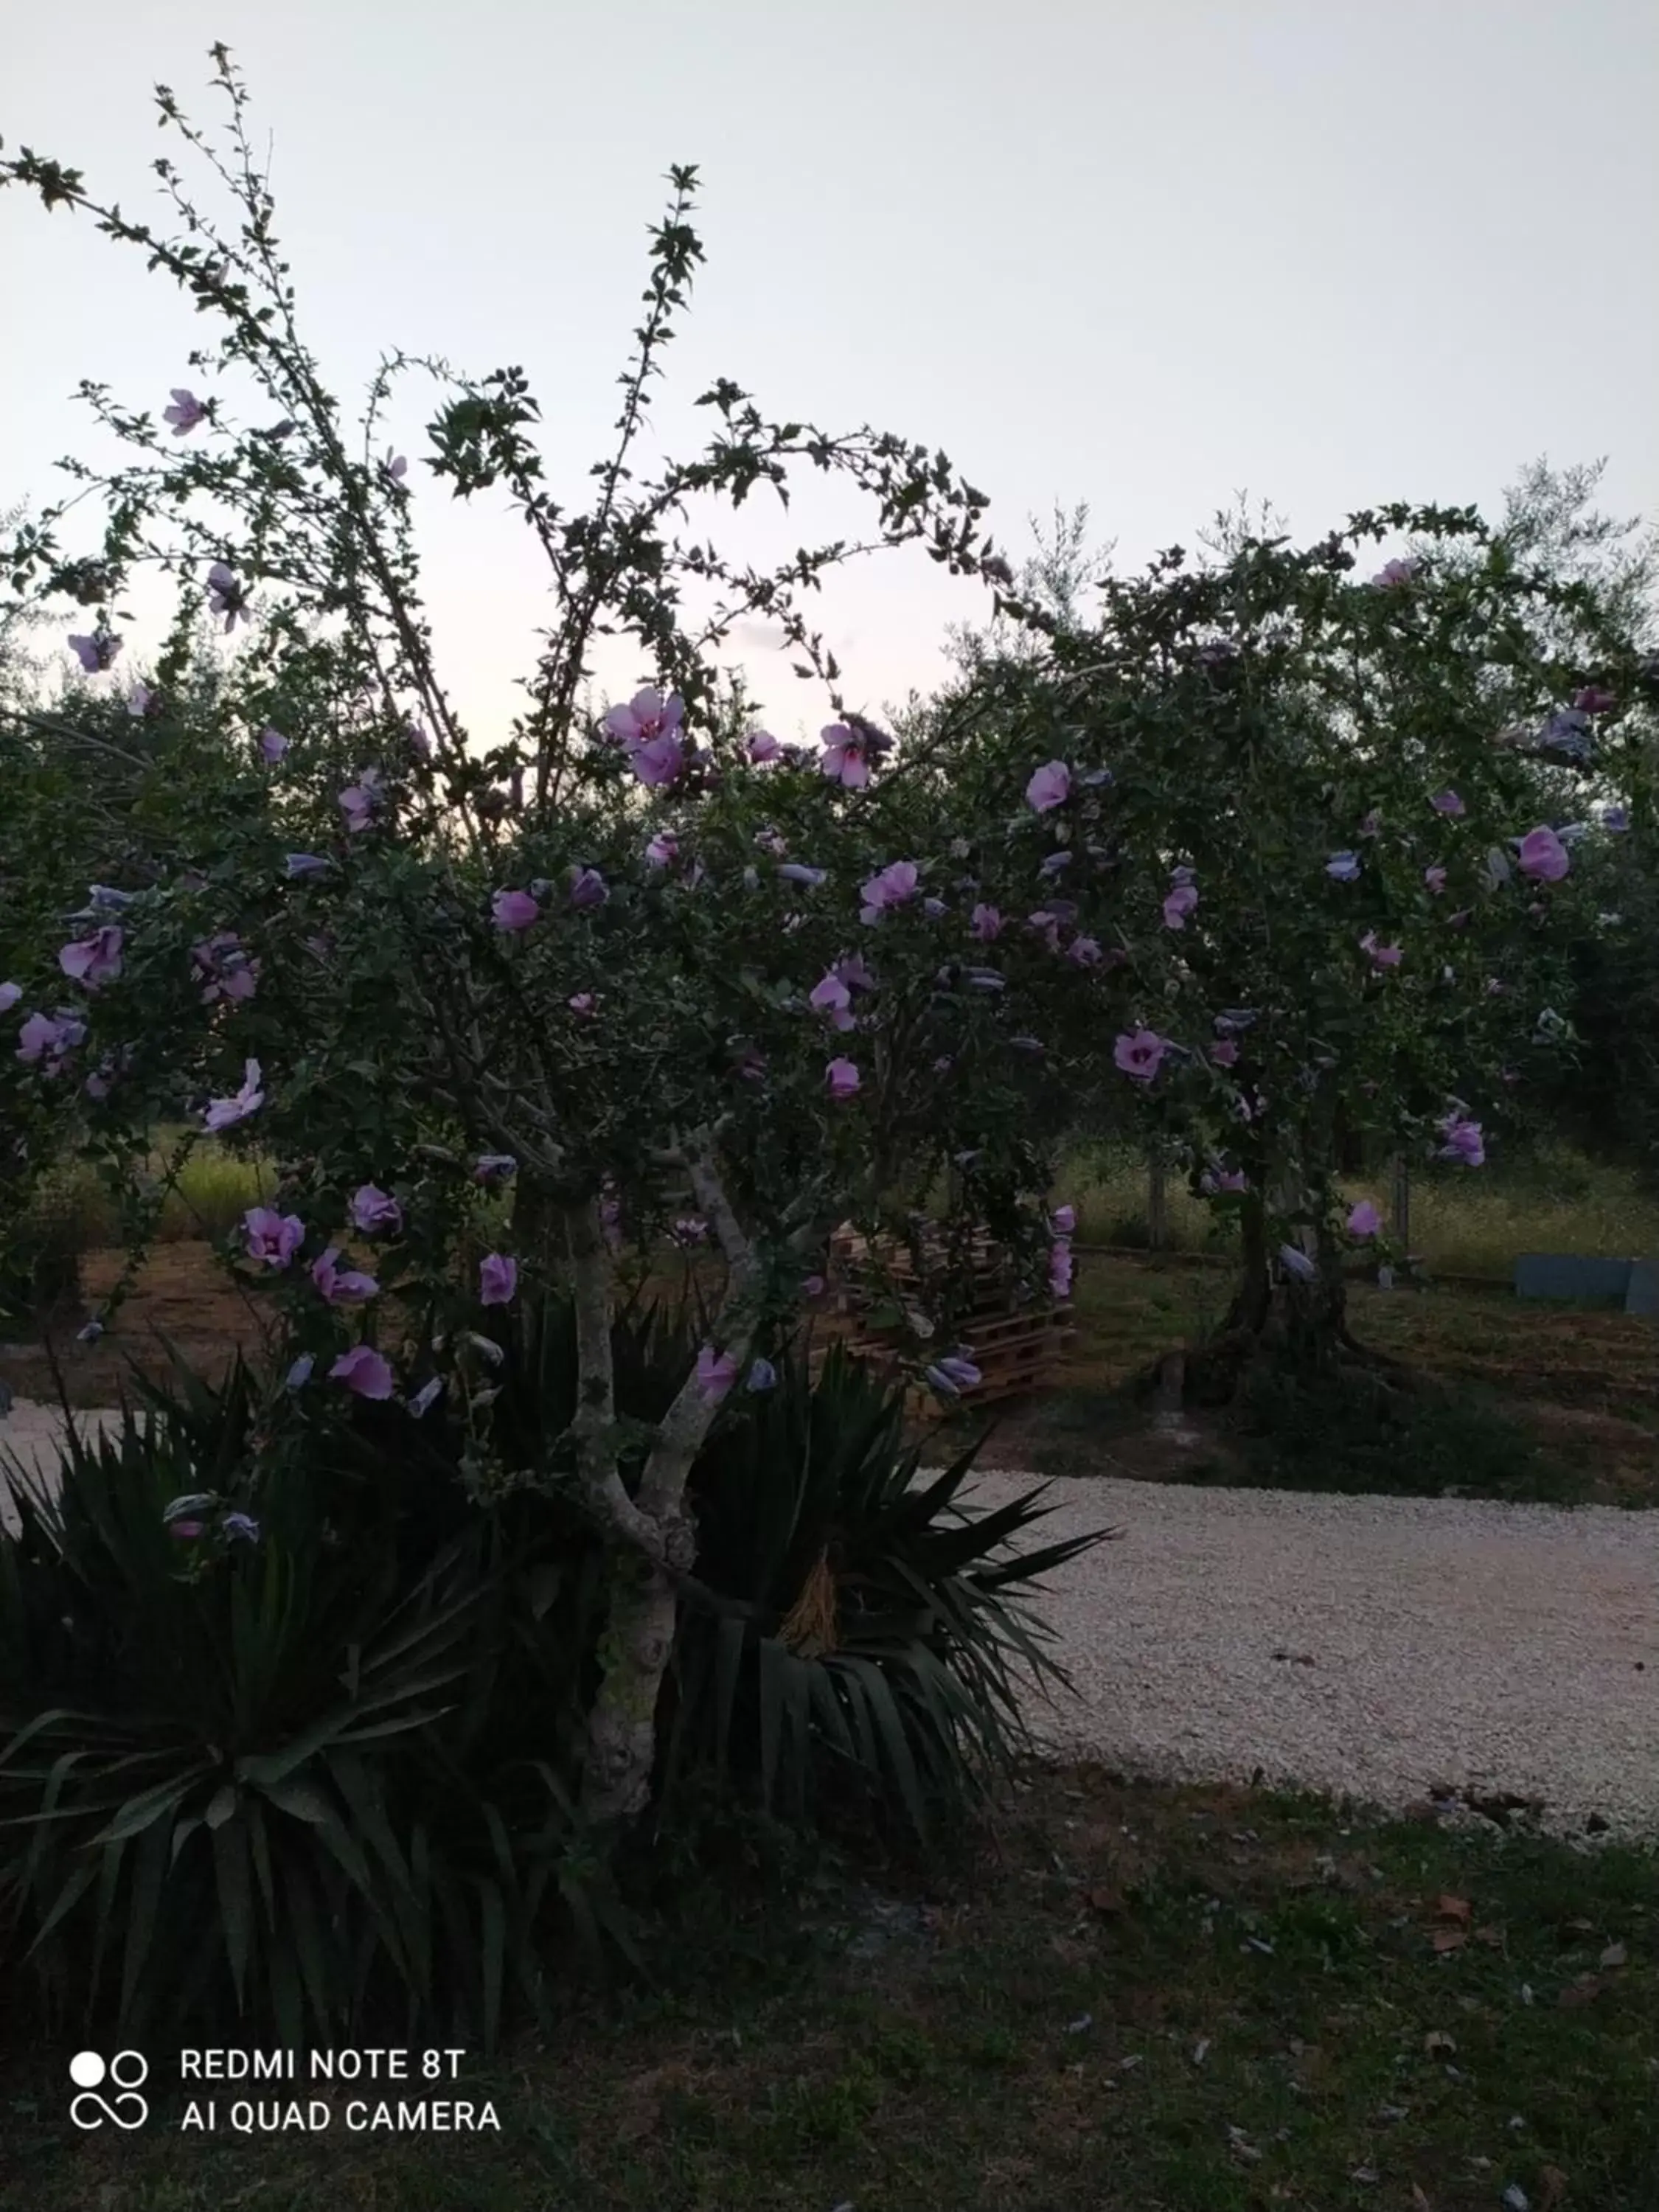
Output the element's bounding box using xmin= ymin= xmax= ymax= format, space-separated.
xmin=661 ymin=1335 xmax=1104 ymax=1838
xmin=0 ymin=1287 xmax=1106 ymax=2047
xmin=341 ymin=1287 xmax=1106 ymax=1842
xmin=0 ymin=1367 xmax=630 ymax=2049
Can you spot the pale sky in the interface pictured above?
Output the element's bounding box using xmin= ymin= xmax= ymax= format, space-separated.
xmin=3 ymin=0 xmax=1655 ymax=745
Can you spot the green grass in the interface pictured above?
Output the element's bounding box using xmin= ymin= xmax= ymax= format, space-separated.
xmin=1063 ymin=1140 xmax=1659 ymax=1279
xmin=5 ymin=1767 xmax=1655 ymax=2209
xmin=21 ymin=1140 xmax=274 ymax=1253
xmin=931 ymin=1258 xmax=1659 ymax=1504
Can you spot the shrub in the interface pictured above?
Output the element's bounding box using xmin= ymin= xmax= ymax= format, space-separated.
xmin=0 ymin=1294 xmax=1104 ymax=2045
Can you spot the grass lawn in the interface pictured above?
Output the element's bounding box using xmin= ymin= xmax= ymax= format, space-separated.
xmin=933 ymin=1256 xmax=1659 ymax=1507
xmin=4 ymin=1766 xmax=1655 ymax=2211
xmin=1063 ymin=1141 xmax=1659 ymax=1282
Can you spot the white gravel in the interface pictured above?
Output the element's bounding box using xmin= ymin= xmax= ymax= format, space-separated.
xmin=943 ymin=1467 xmax=1659 ymax=1843
xmin=5 ymin=1401 xmax=1656 ymax=1841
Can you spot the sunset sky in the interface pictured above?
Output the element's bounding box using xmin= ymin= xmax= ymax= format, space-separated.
xmin=4 ymin=0 xmax=1654 ymax=743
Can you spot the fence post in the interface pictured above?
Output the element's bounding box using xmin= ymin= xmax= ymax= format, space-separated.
xmin=1389 ymin=1154 xmax=1411 ymax=1250
xmin=1147 ymin=1145 xmax=1169 ymax=1251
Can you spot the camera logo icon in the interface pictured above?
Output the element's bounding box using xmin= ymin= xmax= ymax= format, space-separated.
xmin=69 ymin=2049 xmax=150 ymax=2130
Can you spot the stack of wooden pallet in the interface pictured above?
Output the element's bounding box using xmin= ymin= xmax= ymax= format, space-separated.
xmin=807 ymin=1222 xmax=1073 ymax=1422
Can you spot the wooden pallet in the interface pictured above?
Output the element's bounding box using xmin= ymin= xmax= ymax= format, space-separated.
xmin=804 ymin=1304 xmax=1073 ymax=1420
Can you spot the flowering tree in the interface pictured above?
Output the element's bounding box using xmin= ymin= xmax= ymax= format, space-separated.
xmin=913 ymin=508 xmax=1652 ymax=1397
xmin=0 ymin=52 xmax=1141 ymax=1824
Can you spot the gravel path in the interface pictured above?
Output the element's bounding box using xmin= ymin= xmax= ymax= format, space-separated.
xmin=5 ymin=1401 xmax=1656 ymax=1840
xmin=951 ymin=1467 xmax=1659 ymax=1843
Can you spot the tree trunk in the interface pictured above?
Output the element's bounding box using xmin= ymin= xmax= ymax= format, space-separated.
xmin=1183 ymin=1180 xmax=1408 ymax=1406
xmin=574 ymin=1141 xmax=832 ymax=1831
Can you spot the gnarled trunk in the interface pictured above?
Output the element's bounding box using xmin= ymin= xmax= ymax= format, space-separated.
xmin=1185 ymin=1180 xmax=1401 ymax=1407
xmin=572 ymin=1140 xmax=831 ymax=1830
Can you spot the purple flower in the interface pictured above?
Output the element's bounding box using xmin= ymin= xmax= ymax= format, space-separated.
xmin=311 ymin=1247 xmax=379 ymax=1304
xmin=15 ymin=1010 xmax=85 ymax=1070
xmin=285 ymin=853 xmax=332 ymax=879
xmin=826 ymin=1056 xmax=861 ymax=1101
xmin=1025 ymin=760 xmax=1071 ymax=813
xmin=1162 ymin=883 xmax=1199 ymax=929
xmin=568 ymin=992 xmax=597 ymax=1019
xmin=630 ymin=731 xmax=686 ymax=787
xmin=1067 ymin=934 xmax=1104 ymax=967
xmin=1357 ymin=810 xmax=1382 ymax=837
xmin=604 ymin=686 xmax=684 ymax=751
xmin=1517 ymin=826 xmax=1570 ymax=883
xmin=1537 ymin=708 xmax=1594 ymax=763
xmin=1346 ymin=1200 xmax=1382 ymax=1238
xmin=68 ymin=630 xmax=122 ymax=673
xmin=1214 ymin=1169 xmax=1248 ymax=1194
xmin=169 ymin=1520 xmax=207 ymax=1542
xmin=1211 ymin=1038 xmax=1239 ymax=1067
xmin=1326 ymin=851 xmax=1361 ymax=882
xmin=926 ymin=1354 xmax=983 ymax=1398
xmin=382 ymin=450 xmax=408 ymax=484
xmin=491 ymin=888 xmax=540 ymax=931
xmin=350 ymin=1183 xmax=403 ymax=1235
xmin=58 ymin=926 xmax=124 ymax=988
xmin=258 ymin=725 xmax=289 ymax=762
xmin=644 ymin=832 xmax=679 ymax=868
xmin=1279 ymin=1243 xmax=1318 ymax=1281
xmin=0 ymin=983 xmax=20 ymax=1014
xmin=338 ymin=770 xmax=382 ymax=833
xmin=192 ymin=933 xmax=260 ymax=1006
xmin=810 ymin=972 xmax=856 ymax=1030
xmin=243 ymin=1208 xmax=305 ymax=1267
xmin=1114 ymin=1029 xmax=1169 ymax=1082
xmin=285 ymin=1353 xmax=315 ymax=1390
xmin=801 ymin=1274 xmax=826 ymax=1300
xmin=1038 ymin=849 xmax=1074 ymax=877
xmin=746 ymin=728 xmax=781 ymax=763
xmin=1049 ymin=1204 xmax=1077 ymax=1237
xmin=568 ymin=866 xmax=608 ymax=909
xmin=696 ymin=1344 xmax=741 ymax=1400
xmin=835 ymin=952 xmax=877 ymax=993
xmin=859 ymin=860 xmax=919 ymax=922
xmin=1602 ymin=804 xmax=1630 ymax=833
xmin=820 ymin=723 xmax=872 ymax=789
xmin=1048 ymin=1242 xmax=1074 ymax=1298
xmin=128 ymin=681 xmax=159 ymax=718
xmin=1424 ymin=864 xmax=1447 ymax=893
xmin=205 ymin=562 xmax=248 ymax=632
xmin=1371 ymin=557 xmax=1420 ymax=587
xmin=1437 ymin=1116 xmax=1485 ymax=1167
xmin=204 ymin=1058 xmax=265 ymax=1130
xmin=473 ymin=1153 xmax=517 ymax=1185
xmin=1430 ymin=790 xmax=1465 ymax=818
xmin=162 ymin=387 xmax=207 ymax=436
xmin=1573 ymin=686 xmax=1615 ymax=714
xmin=479 ymin=1252 xmax=518 ymax=1307
xmin=970 ymin=902 xmax=1004 ymax=941
xmin=1360 ymin=931 xmax=1402 ymax=969
xmin=778 ymin=862 xmax=827 ymax=888
xmin=221 ymin=1511 xmax=260 ymax=1543
xmin=330 ymin=1344 xmax=395 ymax=1399
xmin=745 ymin=1357 xmax=778 ymax=1392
